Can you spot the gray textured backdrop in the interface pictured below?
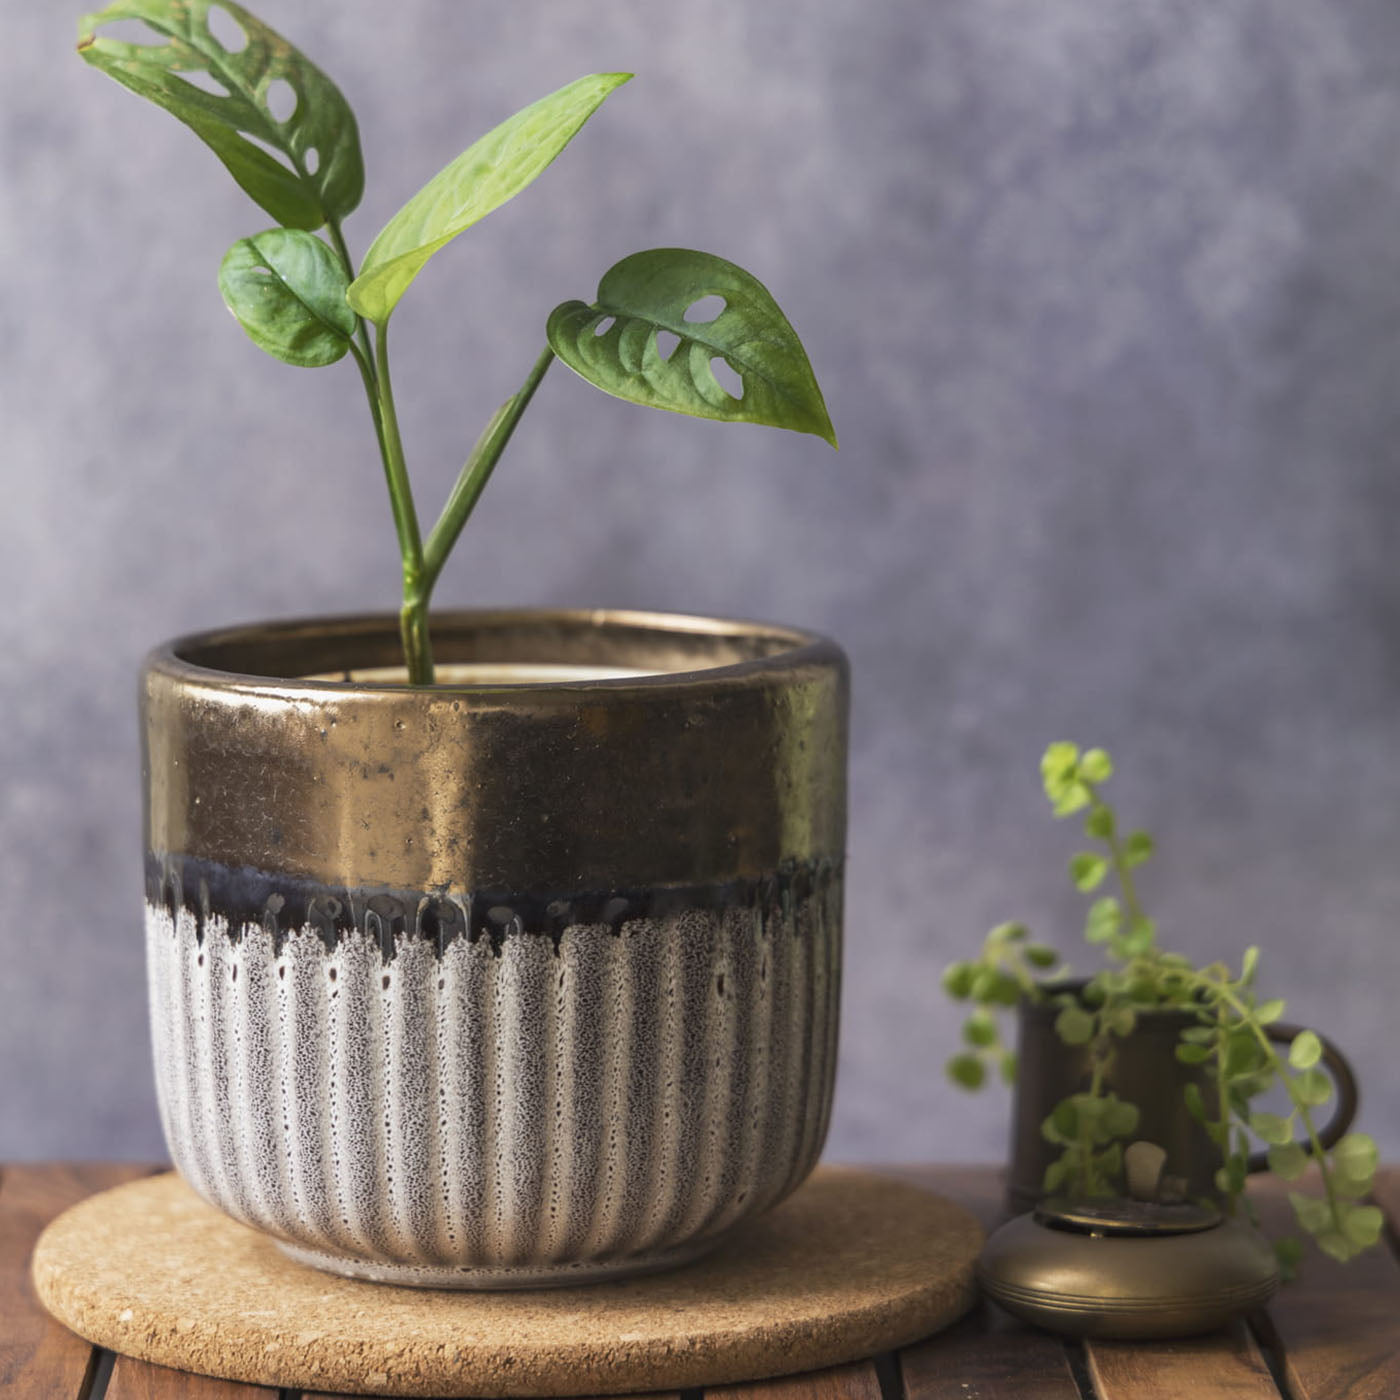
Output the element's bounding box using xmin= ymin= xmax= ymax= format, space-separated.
xmin=4 ymin=0 xmax=1400 ymax=1164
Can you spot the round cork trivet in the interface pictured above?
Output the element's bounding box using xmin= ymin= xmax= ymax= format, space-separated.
xmin=31 ymin=1167 xmax=981 ymax=1397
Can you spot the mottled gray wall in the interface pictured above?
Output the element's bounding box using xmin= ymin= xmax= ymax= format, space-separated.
xmin=5 ymin=0 xmax=1400 ymax=1165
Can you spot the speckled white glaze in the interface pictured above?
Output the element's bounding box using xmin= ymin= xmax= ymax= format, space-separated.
xmin=145 ymin=886 xmax=840 ymax=1287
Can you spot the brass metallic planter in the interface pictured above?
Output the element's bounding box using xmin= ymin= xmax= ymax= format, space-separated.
xmin=141 ymin=609 xmax=848 ymax=1287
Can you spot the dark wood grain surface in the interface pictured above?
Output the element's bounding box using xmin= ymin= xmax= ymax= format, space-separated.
xmin=1252 ymin=1169 xmax=1400 ymax=1400
xmin=0 ymin=1164 xmax=158 ymax=1400
xmin=6 ymin=1163 xmax=1399 ymax=1399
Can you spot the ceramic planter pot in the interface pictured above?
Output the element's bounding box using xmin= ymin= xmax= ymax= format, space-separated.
xmin=141 ymin=609 xmax=847 ymax=1287
xmin=1006 ymin=989 xmax=1358 ymax=1212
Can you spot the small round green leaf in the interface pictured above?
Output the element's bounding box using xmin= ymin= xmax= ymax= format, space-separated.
xmin=1084 ymin=896 xmax=1121 ymax=944
xmin=1340 ymin=1203 xmax=1384 ymax=1248
xmin=1295 ymin=1067 xmax=1332 ymax=1106
xmin=1051 ymin=783 xmax=1092 ymax=817
xmin=1069 ymin=852 xmax=1108 ymax=892
xmin=1316 ymin=1229 xmax=1358 ymax=1262
xmin=1288 ymin=1030 xmax=1323 ymax=1070
xmin=987 ymin=921 xmax=1028 ymax=945
xmin=1254 ymin=998 xmax=1286 ymax=1025
xmin=219 ymin=229 xmax=355 ymax=367
xmin=970 ymin=968 xmax=999 ymax=1002
xmin=1175 ymin=1042 xmax=1211 ymax=1065
xmin=1025 ymin=943 xmax=1059 ymax=970
xmin=1041 ymin=742 xmax=1079 ymax=783
xmin=1122 ymin=830 xmax=1155 ymax=868
xmin=1268 ymin=1142 xmax=1308 ymax=1182
xmin=1078 ymin=748 xmax=1113 ymax=783
xmin=1103 ymin=1005 xmax=1136 ymax=1037
xmin=1084 ymin=806 xmax=1114 ymax=840
xmin=963 ymin=1011 xmax=997 ymax=1048
xmin=1332 ymin=1132 xmax=1379 ymax=1182
xmin=1183 ymin=1082 xmax=1208 ymax=1123
xmin=1249 ymin=1111 xmax=1294 ymax=1146
xmin=947 ymin=1053 xmax=985 ymax=1091
xmin=548 ymin=248 xmax=836 ymax=445
xmin=940 ymin=962 xmax=976 ymax=1000
xmin=1120 ymin=917 xmax=1158 ymax=956
xmin=1054 ymin=1004 xmax=1096 ymax=1046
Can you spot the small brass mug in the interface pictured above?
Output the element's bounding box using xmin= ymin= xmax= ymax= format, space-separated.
xmin=1007 ymin=988 xmax=1359 ymax=1211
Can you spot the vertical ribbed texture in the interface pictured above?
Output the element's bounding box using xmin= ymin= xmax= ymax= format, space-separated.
xmin=146 ymin=878 xmax=841 ymax=1285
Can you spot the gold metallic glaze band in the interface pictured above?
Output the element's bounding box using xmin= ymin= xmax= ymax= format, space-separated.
xmin=142 ymin=609 xmax=849 ymax=892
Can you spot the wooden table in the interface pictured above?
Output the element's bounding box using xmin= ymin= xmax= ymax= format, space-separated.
xmin=4 ymin=1163 xmax=1399 ymax=1399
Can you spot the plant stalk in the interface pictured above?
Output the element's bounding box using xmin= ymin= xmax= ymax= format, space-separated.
xmin=372 ymin=321 xmax=431 ymax=684
xmin=421 ymin=347 xmax=556 ymax=595
xmin=326 ymin=218 xmax=378 ymax=378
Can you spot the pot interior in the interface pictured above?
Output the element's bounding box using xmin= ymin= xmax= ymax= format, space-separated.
xmin=303 ymin=663 xmax=656 ymax=684
xmin=170 ymin=609 xmax=817 ymax=686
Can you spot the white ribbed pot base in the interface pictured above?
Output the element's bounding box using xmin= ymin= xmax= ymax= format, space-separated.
xmin=276 ymin=1229 xmax=724 ymax=1289
xmin=146 ymin=867 xmax=840 ymax=1283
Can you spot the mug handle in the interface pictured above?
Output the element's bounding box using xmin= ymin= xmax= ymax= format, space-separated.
xmin=1245 ymin=1022 xmax=1359 ymax=1173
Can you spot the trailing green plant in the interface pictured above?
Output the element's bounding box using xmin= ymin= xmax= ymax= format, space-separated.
xmin=943 ymin=743 xmax=1381 ymax=1274
xmin=78 ymin=0 xmax=835 ymax=685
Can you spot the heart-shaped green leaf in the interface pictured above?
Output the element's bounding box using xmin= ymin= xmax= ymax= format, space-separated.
xmin=348 ymin=72 xmax=631 ymax=325
xmin=77 ymin=0 xmax=363 ymax=229
xmin=219 ymin=229 xmax=355 ymax=366
xmin=547 ymin=249 xmax=837 ymax=446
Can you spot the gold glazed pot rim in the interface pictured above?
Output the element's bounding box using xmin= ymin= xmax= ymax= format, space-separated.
xmin=146 ymin=607 xmax=843 ymax=698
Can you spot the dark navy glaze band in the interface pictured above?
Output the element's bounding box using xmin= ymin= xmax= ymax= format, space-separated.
xmin=146 ymin=851 xmax=843 ymax=959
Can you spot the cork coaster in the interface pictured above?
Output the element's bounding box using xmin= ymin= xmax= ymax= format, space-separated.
xmin=31 ymin=1166 xmax=981 ymax=1397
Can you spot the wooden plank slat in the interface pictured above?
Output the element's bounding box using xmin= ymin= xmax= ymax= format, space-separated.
xmin=706 ymin=1360 xmax=882 ymax=1400
xmin=1252 ymin=1171 xmax=1400 ymax=1400
xmin=880 ymin=1167 xmax=1079 ymax=1400
xmin=901 ymin=1306 xmax=1080 ymax=1400
xmin=1084 ymin=1321 xmax=1281 ymax=1399
xmin=107 ymin=1355 xmax=277 ymax=1398
xmin=0 ymin=1163 xmax=158 ymax=1400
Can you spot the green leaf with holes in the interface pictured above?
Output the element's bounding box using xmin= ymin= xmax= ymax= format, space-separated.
xmin=546 ymin=248 xmax=837 ymax=445
xmin=77 ymin=0 xmax=363 ymax=229
xmin=348 ymin=72 xmax=631 ymax=324
xmin=219 ymin=229 xmax=355 ymax=366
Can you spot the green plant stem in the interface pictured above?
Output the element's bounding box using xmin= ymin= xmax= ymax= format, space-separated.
xmin=1078 ymin=1043 xmax=1111 ymax=1194
xmin=329 ymin=216 xmax=436 ymax=685
xmin=421 ymin=346 xmax=556 ymax=593
xmin=1215 ymin=998 xmax=1232 ymax=1200
xmin=1091 ymin=790 xmax=1148 ymax=928
xmin=325 ymin=218 xmax=377 ymax=378
xmin=372 ymin=321 xmax=431 ymax=684
xmin=347 ymin=339 xmax=386 ymax=458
